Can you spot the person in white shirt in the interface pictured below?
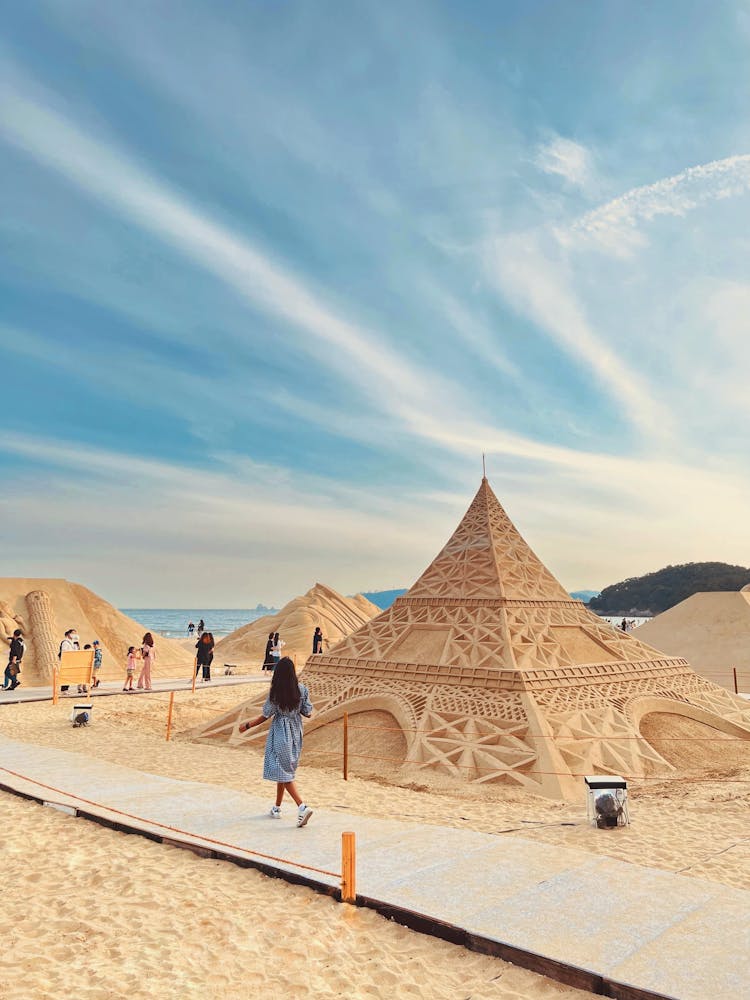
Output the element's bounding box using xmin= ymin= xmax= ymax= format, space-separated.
xmin=271 ymin=632 xmax=285 ymax=668
xmin=58 ymin=628 xmax=80 ymax=693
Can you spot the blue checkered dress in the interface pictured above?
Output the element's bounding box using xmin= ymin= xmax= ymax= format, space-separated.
xmin=261 ymin=684 xmax=313 ymax=782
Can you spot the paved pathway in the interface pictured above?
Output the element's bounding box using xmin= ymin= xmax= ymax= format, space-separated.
xmin=1 ymin=736 xmax=748 ymax=999
xmin=0 ymin=672 xmax=267 ymax=706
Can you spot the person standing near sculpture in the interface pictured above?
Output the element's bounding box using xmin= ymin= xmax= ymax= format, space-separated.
xmin=312 ymin=627 xmax=324 ymax=655
xmin=137 ymin=633 xmax=156 ymax=690
xmin=3 ymin=628 xmax=25 ymax=691
xmin=271 ymin=632 xmax=284 ymax=669
xmin=91 ymin=640 xmax=103 ymax=687
xmin=262 ymin=632 xmax=275 ymax=671
xmin=58 ymin=628 xmax=80 ymax=692
xmin=239 ymin=656 xmax=313 ymax=826
xmin=195 ymin=631 xmax=215 ymax=682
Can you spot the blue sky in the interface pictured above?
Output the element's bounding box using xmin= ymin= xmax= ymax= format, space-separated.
xmin=2 ymin=0 xmax=750 ymax=606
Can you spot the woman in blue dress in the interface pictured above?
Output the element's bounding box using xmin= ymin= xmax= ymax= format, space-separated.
xmin=239 ymin=656 xmax=314 ymax=826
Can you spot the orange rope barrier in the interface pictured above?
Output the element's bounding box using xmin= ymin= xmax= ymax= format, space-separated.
xmin=334 ymin=721 xmax=750 ymax=742
xmin=0 ymin=765 xmax=340 ymax=879
xmin=303 ymin=746 xmax=750 ymax=781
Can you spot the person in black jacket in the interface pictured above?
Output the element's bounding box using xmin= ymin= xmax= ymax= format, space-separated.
xmin=262 ymin=632 xmax=275 ymax=671
xmin=3 ymin=629 xmax=25 ymax=691
xmin=195 ymin=631 xmax=215 ymax=682
xmin=312 ymin=627 xmax=324 ymax=655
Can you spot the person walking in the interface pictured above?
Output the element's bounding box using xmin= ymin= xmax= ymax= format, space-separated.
xmin=123 ymin=646 xmax=137 ymax=691
xmin=312 ymin=626 xmax=324 ymax=655
xmin=137 ymin=633 xmax=156 ymax=690
xmin=3 ymin=628 xmax=25 ymax=691
xmin=239 ymin=656 xmax=313 ymax=826
xmin=262 ymin=632 xmax=275 ymax=671
xmin=197 ymin=619 xmax=205 ymax=637
xmin=187 ymin=622 xmax=195 ymax=638
xmin=271 ymin=632 xmax=284 ymax=669
xmin=195 ymin=631 xmax=215 ymax=682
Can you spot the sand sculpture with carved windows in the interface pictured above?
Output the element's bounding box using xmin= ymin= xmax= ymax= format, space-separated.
xmin=195 ymin=478 xmax=750 ymax=799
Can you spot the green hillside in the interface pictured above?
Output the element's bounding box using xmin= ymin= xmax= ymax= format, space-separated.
xmin=589 ymin=561 xmax=750 ymax=616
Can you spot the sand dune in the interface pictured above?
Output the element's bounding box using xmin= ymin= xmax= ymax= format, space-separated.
xmin=0 ymin=577 xmax=194 ymax=684
xmin=215 ymin=582 xmax=380 ymax=668
xmin=636 ymin=590 xmax=750 ymax=692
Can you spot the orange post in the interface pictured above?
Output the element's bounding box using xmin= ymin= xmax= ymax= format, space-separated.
xmin=343 ymin=711 xmax=349 ymax=781
xmin=165 ymin=690 xmax=175 ymax=741
xmin=52 ymin=666 xmax=58 ymax=706
xmin=733 ymin=667 xmax=738 ymax=694
xmin=341 ymin=831 xmax=356 ymax=903
xmin=191 ymin=659 xmax=197 ymax=694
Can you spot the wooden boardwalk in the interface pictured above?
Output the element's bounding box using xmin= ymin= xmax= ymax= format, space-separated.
xmin=1 ymin=734 xmax=748 ymax=1000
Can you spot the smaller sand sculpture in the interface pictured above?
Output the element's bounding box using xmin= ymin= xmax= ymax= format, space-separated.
xmin=0 ymin=579 xmax=193 ymax=684
xmin=215 ymin=583 xmax=380 ymax=667
xmin=636 ymin=588 xmax=750 ymax=691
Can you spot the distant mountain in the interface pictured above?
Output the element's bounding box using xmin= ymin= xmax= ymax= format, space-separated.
xmin=589 ymin=562 xmax=750 ymax=616
xmin=360 ymin=588 xmax=407 ymax=610
xmin=570 ymin=589 xmax=600 ymax=603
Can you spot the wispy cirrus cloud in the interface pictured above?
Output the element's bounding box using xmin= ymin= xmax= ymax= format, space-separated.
xmin=533 ymin=134 xmax=597 ymax=191
xmin=0 ymin=85 xmax=451 ymax=421
xmin=561 ymin=154 xmax=750 ymax=256
xmin=483 ymin=232 xmax=673 ymax=439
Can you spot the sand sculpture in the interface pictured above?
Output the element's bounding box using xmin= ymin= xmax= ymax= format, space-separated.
xmin=215 ymin=583 xmax=380 ymax=667
xmin=636 ymin=589 xmax=750 ymax=692
xmin=0 ymin=578 xmax=193 ymax=684
xmin=196 ymin=479 xmax=750 ymax=798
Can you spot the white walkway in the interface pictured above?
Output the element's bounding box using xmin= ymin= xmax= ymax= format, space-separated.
xmin=1 ymin=735 xmax=748 ymax=1000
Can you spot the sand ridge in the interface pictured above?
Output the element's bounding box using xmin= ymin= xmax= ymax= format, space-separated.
xmin=215 ymin=582 xmax=380 ymax=667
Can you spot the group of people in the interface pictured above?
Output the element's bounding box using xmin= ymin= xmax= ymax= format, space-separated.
xmin=262 ymin=632 xmax=285 ymax=671
xmin=5 ymin=618 xmax=316 ymax=828
xmin=123 ymin=633 xmax=157 ymax=691
xmin=187 ymin=619 xmax=205 ymax=638
xmin=58 ymin=628 xmax=105 ymax=693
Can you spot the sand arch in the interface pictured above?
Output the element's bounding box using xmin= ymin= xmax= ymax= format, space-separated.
xmin=639 ymin=710 xmax=750 ymax=771
xmin=304 ymin=703 xmax=408 ymax=775
xmin=628 ymin=695 xmax=750 ymax=740
xmin=630 ymin=696 xmax=750 ymax=772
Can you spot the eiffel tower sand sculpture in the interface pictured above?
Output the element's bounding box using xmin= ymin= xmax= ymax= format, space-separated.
xmin=195 ymin=478 xmax=750 ymax=799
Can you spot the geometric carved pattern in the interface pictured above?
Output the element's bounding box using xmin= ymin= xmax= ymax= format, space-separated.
xmin=194 ymin=477 xmax=750 ymax=798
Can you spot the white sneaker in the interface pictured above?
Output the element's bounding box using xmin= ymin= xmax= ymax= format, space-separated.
xmin=269 ymin=805 xmax=281 ymax=819
xmin=296 ymin=805 xmax=313 ymax=828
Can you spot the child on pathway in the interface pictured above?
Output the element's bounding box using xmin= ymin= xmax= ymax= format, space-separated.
xmin=239 ymin=656 xmax=313 ymax=827
xmin=124 ymin=646 xmax=137 ymax=691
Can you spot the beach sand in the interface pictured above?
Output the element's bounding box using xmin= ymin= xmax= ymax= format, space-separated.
xmin=1 ymin=688 xmax=748 ymax=998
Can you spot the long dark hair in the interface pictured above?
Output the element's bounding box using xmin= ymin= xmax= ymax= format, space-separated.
xmin=200 ymin=632 xmax=214 ymax=646
xmin=269 ymin=657 xmax=300 ymax=712
xmin=142 ymin=633 xmax=154 ymax=647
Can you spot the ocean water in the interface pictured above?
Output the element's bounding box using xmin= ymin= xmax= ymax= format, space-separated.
xmin=120 ymin=609 xmax=274 ymax=639
xmin=121 ymin=609 xmax=652 ymax=641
